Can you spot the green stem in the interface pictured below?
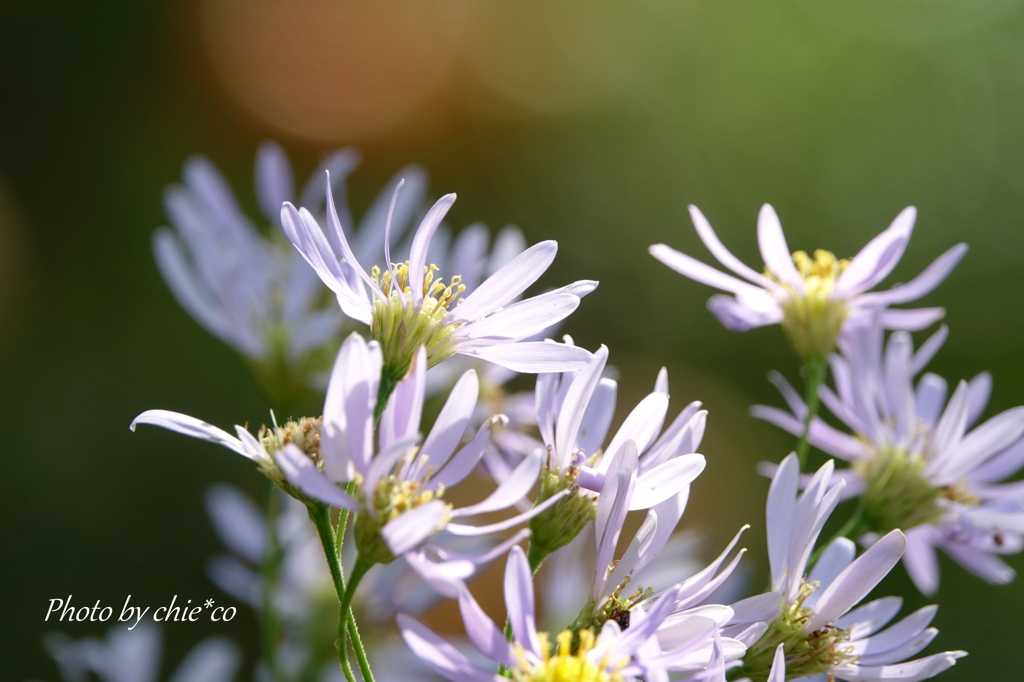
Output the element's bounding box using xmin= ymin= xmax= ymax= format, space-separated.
xmin=332 ymin=482 xmax=374 ymax=682
xmin=338 ymin=556 xmax=375 ymax=682
xmin=309 ymin=503 xmax=358 ymax=682
xmin=795 ymin=354 xmax=828 ymax=471
xmin=259 ymin=487 xmax=286 ymax=682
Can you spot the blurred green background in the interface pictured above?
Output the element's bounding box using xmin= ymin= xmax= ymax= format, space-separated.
xmin=3 ymin=0 xmax=1024 ymax=678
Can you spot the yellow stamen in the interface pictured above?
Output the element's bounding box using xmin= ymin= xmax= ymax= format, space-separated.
xmin=766 ymin=249 xmax=851 ymax=359
xmin=512 ymin=629 xmax=625 ymax=682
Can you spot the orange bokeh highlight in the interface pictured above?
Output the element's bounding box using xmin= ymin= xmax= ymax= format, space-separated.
xmin=199 ymin=0 xmax=469 ymax=143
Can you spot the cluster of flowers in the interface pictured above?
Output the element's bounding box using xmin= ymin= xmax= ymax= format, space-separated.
xmin=41 ymin=143 xmax=1024 ymax=682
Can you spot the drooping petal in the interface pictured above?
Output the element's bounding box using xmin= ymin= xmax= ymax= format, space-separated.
xmin=707 ymin=293 xmax=783 ymax=331
xmin=130 ymin=410 xmax=255 ymax=460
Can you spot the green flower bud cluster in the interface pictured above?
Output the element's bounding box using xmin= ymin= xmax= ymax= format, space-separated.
xmin=527 ymin=469 xmax=598 ymax=568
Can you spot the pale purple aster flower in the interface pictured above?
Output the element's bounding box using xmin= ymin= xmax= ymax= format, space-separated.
xmin=735 ymin=455 xmax=965 ymax=681
xmin=526 ymin=346 xmax=709 ymax=562
xmin=649 ymin=204 xmax=967 ymax=358
xmin=399 ymin=545 xmax=702 ymax=682
xmin=280 ymin=176 xmax=596 ymax=376
xmin=556 ymin=433 xmax=757 ymax=676
xmin=754 ymin=320 xmax=1024 ymax=594
xmin=43 ymin=622 xmax=239 ymax=682
xmin=154 ymin=142 xmax=428 ymax=386
xmin=136 ymin=333 xmax=562 ymax=582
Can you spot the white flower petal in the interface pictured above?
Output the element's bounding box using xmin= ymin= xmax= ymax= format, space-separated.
xmin=461 ymin=340 xmax=592 ymax=373
xmin=857 ymin=243 xmax=968 ymax=308
xmin=757 ymin=204 xmax=804 ymax=292
xmin=449 ymin=241 xmax=557 ymax=323
xmin=451 ymin=449 xmax=541 ymax=518
xmin=421 ymin=369 xmax=480 ymax=472
xmin=454 ymin=293 xmax=580 ymax=341
xmin=600 ymin=392 xmax=670 ymax=474
xmin=805 ymin=530 xmax=906 ymax=633
xmin=689 ymin=205 xmax=776 ymax=288
xmin=835 ymin=207 xmax=915 ymax=298
xmin=381 ymin=500 xmax=450 ymax=556
xmin=275 ymin=445 xmax=360 ymax=510
xmin=397 ymin=614 xmax=494 ymax=682
xmin=408 ymin=193 xmax=457 ymax=306
xmin=130 ymin=410 xmax=255 ymax=460
xmin=629 ymin=454 xmax=705 ymax=511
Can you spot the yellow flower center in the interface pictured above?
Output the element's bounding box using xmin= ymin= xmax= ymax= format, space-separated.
xmin=513 ymin=630 xmax=624 ymax=682
xmin=369 ymin=262 xmax=465 ymax=376
xmin=767 ymin=250 xmax=851 ymax=359
xmin=353 ymin=456 xmax=453 ymax=565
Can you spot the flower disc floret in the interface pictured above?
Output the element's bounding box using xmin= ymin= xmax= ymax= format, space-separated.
xmin=354 ymin=471 xmax=452 ymax=565
xmin=741 ymin=580 xmax=853 ymax=682
xmin=769 ymin=249 xmax=851 ymax=359
xmin=513 ymin=630 xmax=624 ymax=682
xmin=260 ymin=416 xmax=323 ymax=465
xmin=855 ymin=446 xmax=947 ymax=535
xmin=370 ymin=261 xmax=465 ymax=375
